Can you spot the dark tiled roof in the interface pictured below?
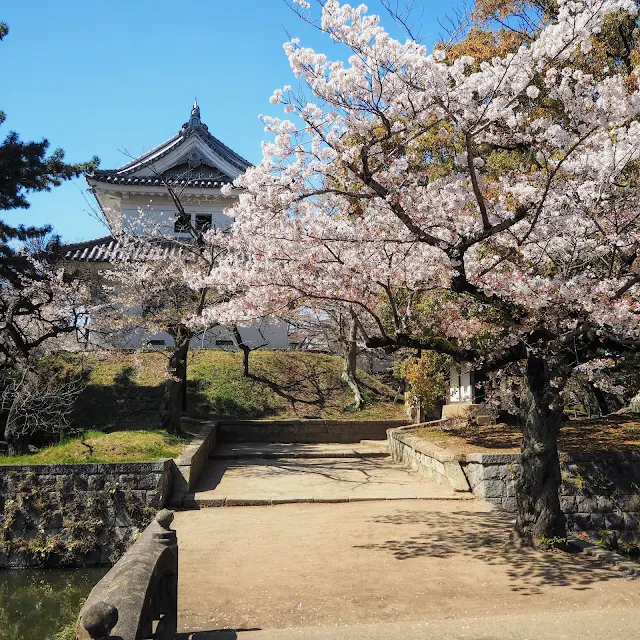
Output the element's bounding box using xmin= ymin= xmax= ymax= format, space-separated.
xmin=89 ymin=114 xmax=252 ymax=184
xmin=88 ymin=174 xmax=232 ymax=188
xmin=61 ymin=236 xmax=184 ymax=262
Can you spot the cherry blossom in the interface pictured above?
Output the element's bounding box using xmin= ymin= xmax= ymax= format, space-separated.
xmin=202 ymin=0 xmax=640 ymax=545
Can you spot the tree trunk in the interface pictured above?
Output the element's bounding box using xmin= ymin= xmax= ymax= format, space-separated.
xmin=242 ymin=348 xmax=249 ymax=377
xmin=341 ymin=317 xmax=363 ymax=410
xmin=590 ymin=383 xmax=609 ymax=416
xmin=182 ymin=357 xmax=188 ymax=412
xmin=514 ymin=354 xmax=566 ymax=547
xmin=159 ymin=328 xmax=190 ymax=434
xmin=231 ymin=327 xmax=251 ymax=377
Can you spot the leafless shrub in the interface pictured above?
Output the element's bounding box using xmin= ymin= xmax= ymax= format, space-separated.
xmin=1 ymin=369 xmax=85 ymax=448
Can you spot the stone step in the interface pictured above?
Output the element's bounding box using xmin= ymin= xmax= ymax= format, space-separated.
xmin=182 ymin=494 xmax=474 ymax=509
xmin=210 ymin=442 xmax=389 ymax=460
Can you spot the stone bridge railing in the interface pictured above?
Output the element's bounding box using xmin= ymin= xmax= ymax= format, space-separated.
xmin=75 ymin=509 xmax=178 ymax=640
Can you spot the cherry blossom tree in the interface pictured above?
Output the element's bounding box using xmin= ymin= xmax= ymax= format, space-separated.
xmin=206 ymin=0 xmax=640 ymax=546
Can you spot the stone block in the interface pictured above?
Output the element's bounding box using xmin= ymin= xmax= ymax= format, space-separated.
xmin=575 ymin=496 xmax=598 ymax=514
xmin=145 ymin=491 xmax=163 ymax=509
xmin=625 ymin=494 xmax=640 ymax=511
xmin=46 ymin=510 xmax=64 ymax=529
xmin=55 ymin=475 xmax=74 ymax=495
xmin=87 ymin=475 xmax=105 ymax=491
xmin=596 ymin=496 xmax=615 ymax=513
xmin=572 ymin=513 xmax=592 ymax=530
xmin=130 ymin=490 xmax=146 ymax=503
xmin=588 ymin=513 xmax=605 ymax=530
xmin=624 ymin=512 xmax=640 ymax=530
xmin=118 ymin=474 xmax=138 ymax=487
xmin=560 ymin=496 xmax=576 ymax=513
xmin=504 ymin=479 xmax=517 ymax=498
xmin=196 ymin=497 xmax=226 ymax=507
xmin=479 ymin=464 xmax=507 ymax=481
xmin=443 ymin=461 xmax=470 ymax=492
xmin=604 ymin=511 xmax=625 ymax=530
xmin=73 ymin=474 xmax=89 ymax=491
xmin=481 ymin=479 xmax=506 ymax=499
xmin=136 ymin=473 xmax=162 ymax=491
xmin=464 ymin=453 xmax=520 ymax=465
xmin=35 ymin=474 xmax=58 ymax=489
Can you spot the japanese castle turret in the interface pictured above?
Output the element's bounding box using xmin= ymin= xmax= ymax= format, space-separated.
xmin=63 ymin=102 xmax=288 ymax=351
xmin=86 ymin=100 xmax=251 ymax=239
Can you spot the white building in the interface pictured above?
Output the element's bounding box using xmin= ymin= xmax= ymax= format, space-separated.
xmin=443 ymin=363 xmax=486 ymax=419
xmin=62 ymin=102 xmax=288 ymax=351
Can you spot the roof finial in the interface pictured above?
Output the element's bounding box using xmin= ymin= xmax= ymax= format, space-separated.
xmin=191 ymin=98 xmax=200 ymax=121
xmin=182 ymin=98 xmax=207 ymax=132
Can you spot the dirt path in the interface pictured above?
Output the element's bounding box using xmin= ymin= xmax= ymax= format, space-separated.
xmin=174 ymin=501 xmax=640 ymax=638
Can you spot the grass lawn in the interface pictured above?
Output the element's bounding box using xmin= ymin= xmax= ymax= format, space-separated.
xmin=0 ymin=430 xmax=189 ymax=465
xmin=416 ymin=414 xmax=640 ymax=454
xmin=1 ymin=350 xmax=404 ymax=465
xmin=43 ymin=350 xmax=404 ymax=432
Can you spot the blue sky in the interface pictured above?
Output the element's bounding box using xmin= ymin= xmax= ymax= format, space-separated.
xmin=3 ymin=0 xmax=456 ymax=243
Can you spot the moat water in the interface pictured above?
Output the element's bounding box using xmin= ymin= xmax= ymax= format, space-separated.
xmin=0 ymin=567 xmax=107 ymax=640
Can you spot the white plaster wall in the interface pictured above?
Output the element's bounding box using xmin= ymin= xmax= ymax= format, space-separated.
xmin=119 ymin=194 xmax=233 ymax=236
xmin=449 ymin=363 xmax=472 ymax=403
xmin=105 ymin=319 xmax=288 ymax=351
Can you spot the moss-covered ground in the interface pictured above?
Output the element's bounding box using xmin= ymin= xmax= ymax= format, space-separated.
xmin=416 ymin=414 xmax=640 ymax=454
xmin=0 ymin=430 xmax=188 ymax=465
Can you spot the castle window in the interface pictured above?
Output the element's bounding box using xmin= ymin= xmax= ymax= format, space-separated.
xmin=174 ymin=212 xmax=191 ymax=233
xmin=195 ymin=214 xmax=212 ymax=233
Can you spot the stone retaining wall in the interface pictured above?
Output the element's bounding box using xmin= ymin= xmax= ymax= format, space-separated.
xmin=388 ymin=427 xmax=640 ymax=540
xmin=169 ymin=422 xmax=217 ymax=508
xmin=172 ymin=422 xmax=217 ymax=492
xmin=463 ymin=451 xmax=640 ymax=539
xmin=387 ymin=427 xmax=470 ymax=491
xmin=0 ymin=460 xmax=172 ymax=568
xmin=218 ymin=419 xmax=410 ymax=444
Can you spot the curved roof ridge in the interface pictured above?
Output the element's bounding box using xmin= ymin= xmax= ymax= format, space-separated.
xmin=89 ymin=104 xmax=253 ymax=179
xmin=111 ymin=131 xmax=184 ymax=175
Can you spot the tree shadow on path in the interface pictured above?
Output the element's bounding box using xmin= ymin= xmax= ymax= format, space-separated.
xmin=176 ymin=629 xmax=261 ymax=639
xmin=355 ymin=508 xmax=625 ymax=596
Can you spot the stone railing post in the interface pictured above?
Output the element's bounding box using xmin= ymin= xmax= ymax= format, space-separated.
xmin=77 ymin=509 xmax=178 ymax=640
xmin=151 ymin=509 xmax=178 ymax=640
xmin=80 ymin=602 xmax=119 ymax=640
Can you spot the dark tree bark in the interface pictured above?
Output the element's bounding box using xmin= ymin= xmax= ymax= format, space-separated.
xmin=340 ymin=313 xmax=363 ymax=409
xmin=231 ymin=326 xmax=251 ymax=378
xmin=182 ymin=357 xmax=188 ymax=412
xmin=159 ymin=326 xmax=190 ymax=434
xmin=514 ymin=354 xmax=566 ymax=546
xmin=590 ymin=383 xmax=610 ymax=416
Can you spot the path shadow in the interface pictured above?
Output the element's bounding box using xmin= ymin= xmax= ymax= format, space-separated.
xmin=247 ymin=353 xmax=344 ymax=417
xmin=195 ymin=457 xmax=403 ymax=493
xmin=176 ymin=629 xmax=261 ymax=639
xmin=355 ymin=508 xmax=624 ymax=596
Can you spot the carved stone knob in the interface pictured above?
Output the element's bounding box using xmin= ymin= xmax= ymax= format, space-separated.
xmin=81 ymin=601 xmax=118 ymax=639
xmin=156 ymin=509 xmax=174 ymax=530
